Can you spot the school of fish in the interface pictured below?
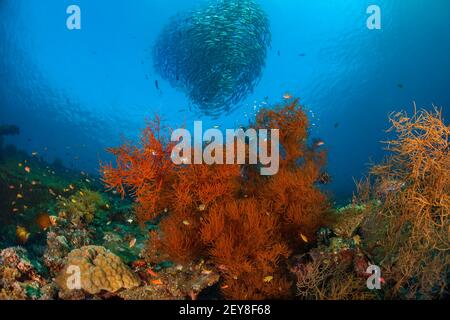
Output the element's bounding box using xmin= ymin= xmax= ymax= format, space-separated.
xmin=153 ymin=0 xmax=271 ymax=116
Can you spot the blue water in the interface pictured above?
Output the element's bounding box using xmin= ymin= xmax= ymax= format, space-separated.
xmin=1 ymin=0 xmax=449 ymax=202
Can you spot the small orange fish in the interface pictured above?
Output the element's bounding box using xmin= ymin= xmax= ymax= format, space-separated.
xmin=24 ymin=166 xmax=31 ymax=173
xmin=16 ymin=194 xmax=23 ymax=199
xmin=283 ymin=93 xmax=292 ymax=100
xmin=132 ymin=260 xmax=147 ymax=269
xmin=36 ymin=213 xmax=52 ymax=231
xmin=201 ymin=269 xmax=213 ymax=275
xmin=300 ymin=233 xmax=308 ymax=243
xmin=182 ymin=220 xmax=190 ymax=226
xmin=16 ymin=226 xmax=30 ymax=244
xmin=129 ymin=238 xmax=137 ymax=248
xmin=150 ymin=279 xmax=163 ymax=285
xmin=146 ymin=269 xmax=159 ymax=277
xmin=221 ymin=285 xmax=229 ymax=289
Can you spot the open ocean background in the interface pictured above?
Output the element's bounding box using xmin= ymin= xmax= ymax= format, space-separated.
xmin=1 ymin=0 xmax=449 ymax=203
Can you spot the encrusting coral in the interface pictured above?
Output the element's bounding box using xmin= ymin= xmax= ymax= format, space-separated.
xmin=56 ymin=246 xmax=140 ymax=295
xmin=358 ymin=106 xmax=449 ymax=299
xmin=102 ymin=99 xmax=331 ymax=299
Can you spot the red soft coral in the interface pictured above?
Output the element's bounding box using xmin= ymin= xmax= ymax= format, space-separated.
xmin=102 ymin=99 xmax=330 ymax=299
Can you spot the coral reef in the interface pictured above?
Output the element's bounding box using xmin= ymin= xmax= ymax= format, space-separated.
xmin=294 ymin=245 xmax=375 ymax=300
xmin=0 ymin=247 xmax=52 ymax=300
xmin=1 ymin=100 xmax=447 ymax=301
xmin=119 ymin=260 xmax=220 ymax=300
xmin=102 ymin=99 xmax=330 ymax=299
xmin=358 ymin=107 xmax=449 ymax=299
xmin=56 ymin=246 xmax=140 ymax=296
xmin=43 ymin=230 xmax=85 ymax=277
xmin=0 ymin=145 xmax=186 ymax=300
xmin=293 ymin=204 xmax=376 ymax=300
xmin=0 ymin=145 xmax=100 ymax=244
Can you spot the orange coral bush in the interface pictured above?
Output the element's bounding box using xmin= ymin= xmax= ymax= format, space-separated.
xmin=102 ymin=99 xmax=330 ymax=299
xmin=202 ymin=199 xmax=292 ymax=299
xmin=360 ymin=106 xmax=449 ymax=299
xmin=248 ymin=102 xmax=330 ymax=250
xmin=102 ymin=117 xmax=177 ymax=223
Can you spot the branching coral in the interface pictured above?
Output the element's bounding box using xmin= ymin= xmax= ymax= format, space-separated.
xmin=360 ymin=106 xmax=449 ymax=299
xmin=57 ymin=189 xmax=106 ymax=226
xmin=102 ymin=117 xmax=178 ymax=223
xmin=102 ymin=99 xmax=330 ymax=299
xmin=295 ymin=253 xmax=374 ymax=300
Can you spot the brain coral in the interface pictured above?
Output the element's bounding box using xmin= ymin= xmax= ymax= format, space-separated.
xmin=56 ymin=246 xmax=140 ymax=295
